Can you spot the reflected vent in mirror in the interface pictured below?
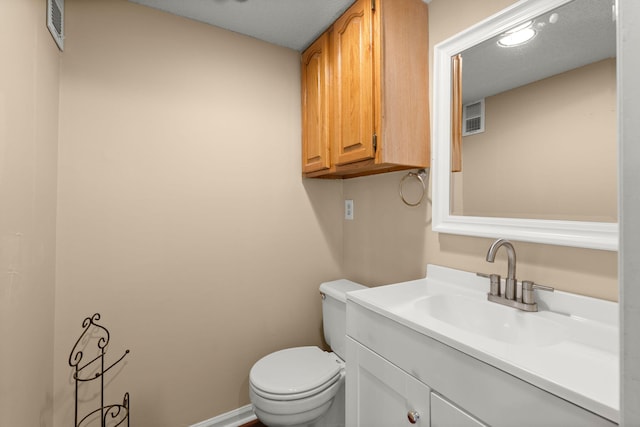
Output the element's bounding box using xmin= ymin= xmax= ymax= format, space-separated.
xmin=462 ymin=99 xmax=485 ymax=136
xmin=47 ymin=0 xmax=64 ymax=51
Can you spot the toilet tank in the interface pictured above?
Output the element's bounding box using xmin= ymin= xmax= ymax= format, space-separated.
xmin=319 ymin=279 xmax=367 ymax=359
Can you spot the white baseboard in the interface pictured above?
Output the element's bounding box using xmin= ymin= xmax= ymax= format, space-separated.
xmin=190 ymin=404 xmax=257 ymax=427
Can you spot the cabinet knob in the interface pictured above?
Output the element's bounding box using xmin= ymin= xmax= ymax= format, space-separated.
xmin=407 ymin=410 xmax=420 ymax=424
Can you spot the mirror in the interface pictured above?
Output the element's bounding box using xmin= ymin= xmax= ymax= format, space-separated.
xmin=432 ymin=0 xmax=618 ymax=251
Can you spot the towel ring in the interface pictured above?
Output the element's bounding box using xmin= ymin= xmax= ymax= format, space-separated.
xmin=399 ymin=169 xmax=429 ymax=207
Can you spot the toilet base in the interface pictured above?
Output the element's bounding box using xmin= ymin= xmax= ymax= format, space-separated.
xmin=254 ymin=382 xmax=345 ymax=427
xmin=312 ymin=382 xmax=344 ymax=427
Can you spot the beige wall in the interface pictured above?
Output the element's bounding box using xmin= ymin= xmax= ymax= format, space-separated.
xmin=54 ymin=0 xmax=342 ymax=425
xmin=343 ymin=0 xmax=618 ymax=302
xmin=1 ymin=0 xmax=619 ymax=425
xmin=0 ymin=0 xmax=59 ymax=426
xmin=458 ymin=58 xmax=617 ymax=221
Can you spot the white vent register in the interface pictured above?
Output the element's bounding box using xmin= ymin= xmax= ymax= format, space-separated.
xmin=462 ymin=98 xmax=485 ymax=136
xmin=47 ymin=0 xmax=64 ymax=51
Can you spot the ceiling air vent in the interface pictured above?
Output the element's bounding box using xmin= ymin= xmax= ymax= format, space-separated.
xmin=462 ymin=99 xmax=485 ymax=136
xmin=47 ymin=0 xmax=64 ymax=51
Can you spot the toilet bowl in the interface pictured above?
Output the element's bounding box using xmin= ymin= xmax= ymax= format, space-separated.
xmin=249 ymin=279 xmax=366 ymax=427
xmin=249 ymin=347 xmax=344 ymax=426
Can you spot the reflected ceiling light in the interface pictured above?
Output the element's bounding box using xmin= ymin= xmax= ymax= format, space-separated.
xmin=498 ymin=20 xmax=536 ymax=47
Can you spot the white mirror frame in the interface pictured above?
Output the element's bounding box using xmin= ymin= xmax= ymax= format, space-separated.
xmin=431 ymin=0 xmax=619 ymax=251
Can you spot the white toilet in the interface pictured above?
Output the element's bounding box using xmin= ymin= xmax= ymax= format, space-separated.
xmin=249 ymin=279 xmax=366 ymax=427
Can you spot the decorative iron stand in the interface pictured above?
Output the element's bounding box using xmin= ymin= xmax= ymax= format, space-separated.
xmin=69 ymin=313 xmax=130 ymax=427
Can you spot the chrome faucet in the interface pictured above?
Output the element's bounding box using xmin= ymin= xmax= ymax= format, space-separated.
xmin=479 ymin=239 xmax=554 ymax=312
xmin=486 ymin=239 xmax=517 ymax=300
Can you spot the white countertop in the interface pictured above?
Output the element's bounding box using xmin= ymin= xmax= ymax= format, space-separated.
xmin=347 ymin=264 xmax=619 ymax=423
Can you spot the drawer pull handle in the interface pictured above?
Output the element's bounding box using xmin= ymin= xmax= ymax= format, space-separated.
xmin=407 ymin=410 xmax=420 ymax=424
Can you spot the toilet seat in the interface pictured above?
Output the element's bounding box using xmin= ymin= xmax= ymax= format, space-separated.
xmin=249 ymin=346 xmax=343 ymax=400
xmin=251 ymin=371 xmax=342 ymax=401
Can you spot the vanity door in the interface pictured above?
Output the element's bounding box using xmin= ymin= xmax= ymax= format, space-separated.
xmin=431 ymin=392 xmax=488 ymax=427
xmin=346 ymin=337 xmax=430 ymax=427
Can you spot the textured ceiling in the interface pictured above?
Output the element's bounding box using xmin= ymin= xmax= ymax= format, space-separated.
xmin=462 ymin=0 xmax=616 ymax=103
xmin=128 ymin=0 xmax=356 ymax=51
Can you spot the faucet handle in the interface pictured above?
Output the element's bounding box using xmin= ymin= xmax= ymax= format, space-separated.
xmin=522 ymin=280 xmax=554 ymax=305
xmin=477 ymin=272 xmax=501 ymax=296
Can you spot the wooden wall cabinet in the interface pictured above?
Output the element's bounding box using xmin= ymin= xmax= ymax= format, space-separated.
xmin=301 ymin=32 xmax=331 ymax=173
xmin=301 ymin=0 xmax=430 ymax=179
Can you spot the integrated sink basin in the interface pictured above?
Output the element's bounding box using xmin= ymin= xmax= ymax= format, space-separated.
xmin=347 ymin=264 xmax=619 ymax=423
xmin=410 ymin=293 xmax=568 ymax=347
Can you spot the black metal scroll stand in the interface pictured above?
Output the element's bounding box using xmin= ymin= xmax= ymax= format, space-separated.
xmin=69 ymin=313 xmax=130 ymax=427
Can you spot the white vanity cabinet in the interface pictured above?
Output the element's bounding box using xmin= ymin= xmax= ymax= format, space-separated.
xmin=346 ymin=298 xmax=617 ymax=427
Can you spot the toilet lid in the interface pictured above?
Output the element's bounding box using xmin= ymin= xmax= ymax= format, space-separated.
xmin=250 ymin=346 xmax=342 ymax=396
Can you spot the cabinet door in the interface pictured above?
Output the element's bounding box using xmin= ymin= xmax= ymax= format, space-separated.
xmin=332 ymin=0 xmax=376 ymax=166
xmin=431 ymin=393 xmax=488 ymax=427
xmin=346 ymin=337 xmax=430 ymax=427
xmin=301 ymin=32 xmax=331 ymax=173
